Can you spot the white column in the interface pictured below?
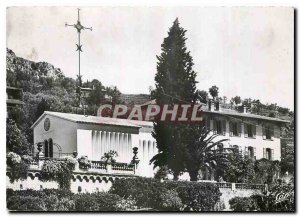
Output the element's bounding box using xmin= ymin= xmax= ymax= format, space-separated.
xmin=108 ymin=132 xmax=111 ymax=151
xmin=101 ymin=131 xmax=105 ymax=157
xmin=139 ymin=140 xmax=143 ymax=160
xmin=116 ymin=133 xmax=120 ymax=161
xmin=128 ymin=134 xmax=132 ymax=162
xmin=97 ymin=131 xmax=101 ymax=160
xmin=143 ymin=140 xmax=146 ymax=168
xmin=112 ymin=132 xmax=115 ymax=152
xmin=125 ymin=134 xmax=129 ymax=162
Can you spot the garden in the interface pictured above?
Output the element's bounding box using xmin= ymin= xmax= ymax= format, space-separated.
xmin=7 ymin=177 xmax=224 ymax=211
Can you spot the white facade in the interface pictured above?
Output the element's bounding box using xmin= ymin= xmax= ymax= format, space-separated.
xmin=31 ymin=111 xmax=287 ymax=178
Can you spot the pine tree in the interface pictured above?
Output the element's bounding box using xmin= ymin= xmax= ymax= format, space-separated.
xmin=150 ymin=18 xmax=198 ymax=180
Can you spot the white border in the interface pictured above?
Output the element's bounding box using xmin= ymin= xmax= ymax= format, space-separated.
xmin=1 ymin=0 xmax=298 ymax=216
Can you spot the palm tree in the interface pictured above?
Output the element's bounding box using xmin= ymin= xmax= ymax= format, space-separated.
xmin=186 ymin=126 xmax=229 ymax=181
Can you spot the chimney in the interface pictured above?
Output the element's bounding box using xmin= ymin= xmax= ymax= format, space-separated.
xmin=243 ymin=105 xmax=247 ymax=113
xmin=208 ymin=99 xmax=212 ymax=111
xmin=215 ymin=101 xmax=220 ymax=111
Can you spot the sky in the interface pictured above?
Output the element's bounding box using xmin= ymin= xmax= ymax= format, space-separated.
xmin=6 ymin=7 xmax=294 ymax=109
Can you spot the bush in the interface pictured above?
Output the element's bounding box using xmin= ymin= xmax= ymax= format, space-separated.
xmin=229 ymin=196 xmax=257 ymax=211
xmin=229 ymin=182 xmax=295 ymax=212
xmin=74 ymin=192 xmax=123 ymax=211
xmin=7 ymin=152 xmax=31 ymax=183
xmin=77 ymin=156 xmax=91 ymax=169
xmin=110 ymin=177 xmax=221 ymax=211
xmin=7 ymin=189 xmax=122 ymax=211
xmin=6 ymin=189 xmax=75 ymax=211
xmin=159 ymin=190 xmax=182 ymax=211
xmin=41 ymin=159 xmax=75 ymax=190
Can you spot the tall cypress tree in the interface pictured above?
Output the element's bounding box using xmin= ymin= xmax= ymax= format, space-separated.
xmin=150 ymin=18 xmax=198 ymax=180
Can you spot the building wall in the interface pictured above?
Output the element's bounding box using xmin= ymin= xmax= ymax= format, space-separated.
xmin=33 ymin=115 xmax=78 ymax=157
xmin=206 ymin=116 xmax=282 ymax=161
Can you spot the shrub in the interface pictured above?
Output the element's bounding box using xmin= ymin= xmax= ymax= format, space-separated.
xmin=6 ymin=152 xmax=31 ymax=183
xmin=110 ymin=177 xmax=221 ymax=211
xmin=7 ymin=189 xmax=75 ymax=211
xmin=229 ymin=182 xmax=295 ymax=212
xmin=110 ymin=177 xmax=169 ymax=209
xmin=172 ymin=181 xmax=221 ymax=211
xmin=115 ymin=196 xmax=138 ymax=211
xmin=159 ymin=190 xmax=182 ymax=211
xmin=74 ymin=192 xmax=122 ymax=211
xmin=41 ymin=159 xmax=74 ymax=190
xmin=7 ymin=195 xmax=47 ymax=211
xmin=78 ymin=156 xmax=91 ymax=169
xmin=229 ymin=196 xmax=257 ymax=211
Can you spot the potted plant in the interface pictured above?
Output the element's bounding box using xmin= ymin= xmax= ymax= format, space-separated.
xmin=101 ymin=150 xmax=118 ymax=164
xmin=78 ymin=156 xmax=91 ymax=170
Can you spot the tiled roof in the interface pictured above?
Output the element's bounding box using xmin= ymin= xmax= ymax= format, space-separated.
xmin=201 ymin=104 xmax=290 ymax=123
xmin=31 ymin=111 xmax=152 ymax=129
xmin=139 ymin=100 xmax=290 ymax=123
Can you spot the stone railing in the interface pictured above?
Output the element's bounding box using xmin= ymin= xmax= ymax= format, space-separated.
xmin=214 ymin=182 xmax=264 ymax=191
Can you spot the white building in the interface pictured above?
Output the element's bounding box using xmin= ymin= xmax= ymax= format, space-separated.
xmin=31 ymin=103 xmax=288 ymax=178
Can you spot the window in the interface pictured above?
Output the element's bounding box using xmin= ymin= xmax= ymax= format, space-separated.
xmin=247 ymin=146 xmax=256 ymax=159
xmin=230 ymin=122 xmax=241 ymax=137
xmin=245 ymin=123 xmax=256 ymax=138
xmin=264 ymin=148 xmax=274 ymax=160
xmin=216 ymin=120 xmax=222 ymax=134
xmin=44 ymin=140 xmax=49 ymax=157
xmin=44 ymin=138 xmax=53 ymax=158
xmin=266 ymin=127 xmax=272 ymax=140
xmin=233 ymin=145 xmax=239 ymax=154
xmin=213 ymin=119 xmax=226 ymax=135
xmin=263 ymin=125 xmax=274 ymax=140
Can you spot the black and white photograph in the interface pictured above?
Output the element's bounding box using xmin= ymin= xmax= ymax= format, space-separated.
xmin=5 ymin=5 xmax=295 ymax=212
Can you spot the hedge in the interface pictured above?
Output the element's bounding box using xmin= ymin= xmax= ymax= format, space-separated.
xmin=7 ymin=177 xmax=223 ymax=211
xmin=110 ymin=177 xmax=222 ymax=211
xmin=6 ymin=189 xmax=125 ymax=211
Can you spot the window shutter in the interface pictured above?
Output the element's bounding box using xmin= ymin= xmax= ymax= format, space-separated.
xmin=263 ymin=148 xmax=266 ymax=159
xmin=222 ymin=120 xmax=226 ymax=136
xmin=213 ymin=120 xmax=217 ymax=135
xmin=245 ymin=146 xmax=248 ymax=155
xmin=238 ymin=122 xmax=241 ymax=137
xmin=49 ymin=141 xmax=53 ymax=158
xmin=44 ymin=141 xmax=49 ymax=158
xmin=271 ymin=149 xmax=274 ymax=160
xmin=244 ymin=123 xmax=248 ymax=138
xmin=238 ymin=146 xmax=242 ymax=154
xmin=271 ymin=126 xmax=274 ymax=139
xmin=262 ymin=125 xmax=266 ymax=140
xmin=254 ymin=147 xmax=256 ymax=159
xmin=229 ymin=122 xmax=233 ymax=136
xmin=205 ymin=118 xmax=210 ymax=131
xmin=252 ymin=125 xmax=256 ymax=138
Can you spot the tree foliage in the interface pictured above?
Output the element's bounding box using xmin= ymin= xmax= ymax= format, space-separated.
xmin=208 ymin=85 xmax=219 ymax=99
xmin=151 ymin=18 xmax=198 ymax=180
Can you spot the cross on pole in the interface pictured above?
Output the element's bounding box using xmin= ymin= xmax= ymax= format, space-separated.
xmin=65 ymin=8 xmax=92 ymax=106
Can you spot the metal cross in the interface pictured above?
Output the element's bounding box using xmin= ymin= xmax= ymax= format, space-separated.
xmin=65 ymin=8 xmax=92 ymax=111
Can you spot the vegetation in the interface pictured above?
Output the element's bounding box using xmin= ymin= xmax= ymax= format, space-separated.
xmin=6 ymin=152 xmax=32 ymax=183
xmin=185 ymin=126 xmax=229 ymax=181
xmin=101 ymin=150 xmax=118 ymax=164
xmin=208 ymin=85 xmax=219 ymax=100
xmin=229 ymin=180 xmax=294 ymax=211
xmin=41 ymin=159 xmax=76 ymax=190
xmin=6 ymin=189 xmax=127 ymax=211
xmin=6 ymin=48 xmax=122 ymax=145
xmin=151 ymin=18 xmax=202 ymax=180
xmin=110 ymin=177 xmax=222 ymax=211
